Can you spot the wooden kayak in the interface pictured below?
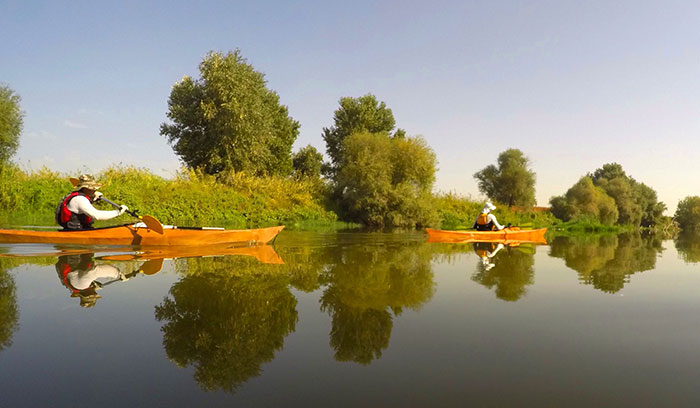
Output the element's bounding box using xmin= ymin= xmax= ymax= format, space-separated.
xmin=0 ymin=224 xmax=284 ymax=246
xmin=425 ymin=228 xmax=547 ymax=245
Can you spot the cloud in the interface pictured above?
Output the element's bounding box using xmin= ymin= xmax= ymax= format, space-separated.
xmin=26 ymin=130 xmax=57 ymax=140
xmin=64 ymin=120 xmax=88 ymax=129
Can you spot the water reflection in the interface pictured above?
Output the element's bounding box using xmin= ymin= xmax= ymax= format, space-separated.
xmin=319 ymin=243 xmax=435 ymax=364
xmin=0 ymin=256 xmax=19 ymax=352
xmin=675 ymin=232 xmax=700 ymax=263
xmin=470 ymin=243 xmax=535 ymax=301
xmin=155 ymin=257 xmax=296 ymax=393
xmin=549 ymin=233 xmax=664 ymax=293
xmin=55 ymin=254 xmax=162 ymax=308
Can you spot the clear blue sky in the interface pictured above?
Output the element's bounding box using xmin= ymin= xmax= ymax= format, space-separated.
xmin=2 ymin=0 xmax=699 ymax=212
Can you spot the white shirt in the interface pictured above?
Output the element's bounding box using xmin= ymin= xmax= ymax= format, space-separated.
xmin=66 ymin=264 xmax=122 ymax=290
xmin=473 ymin=213 xmax=505 ymax=230
xmin=66 ymin=195 xmax=121 ymax=221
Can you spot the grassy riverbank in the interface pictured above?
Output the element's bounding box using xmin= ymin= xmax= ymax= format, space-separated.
xmin=0 ymin=165 xmax=340 ymax=229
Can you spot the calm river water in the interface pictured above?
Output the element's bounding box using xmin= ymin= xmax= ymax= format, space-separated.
xmin=1 ymin=231 xmax=700 ymax=407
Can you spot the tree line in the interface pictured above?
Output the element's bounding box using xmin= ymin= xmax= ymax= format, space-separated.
xmin=2 ymin=49 xmax=700 ymax=230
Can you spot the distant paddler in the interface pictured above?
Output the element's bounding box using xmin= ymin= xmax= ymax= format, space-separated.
xmin=472 ymin=202 xmax=506 ymax=231
xmin=55 ymin=174 xmax=129 ymax=230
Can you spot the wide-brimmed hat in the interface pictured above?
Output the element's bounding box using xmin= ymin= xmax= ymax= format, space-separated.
xmin=482 ymin=201 xmax=496 ymax=213
xmin=74 ymin=174 xmax=102 ymax=190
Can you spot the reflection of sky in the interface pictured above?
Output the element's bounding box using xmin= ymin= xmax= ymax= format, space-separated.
xmin=3 ymin=1 xmax=699 ymax=211
xmin=3 ymin=240 xmax=700 ymax=405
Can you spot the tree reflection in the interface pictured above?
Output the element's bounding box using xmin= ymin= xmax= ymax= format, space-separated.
xmin=0 ymin=258 xmax=19 ymax=352
xmin=470 ymin=243 xmax=536 ymax=301
xmin=549 ymin=233 xmax=663 ymax=293
xmin=675 ymin=231 xmax=700 ymax=263
xmin=319 ymin=243 xmax=435 ymax=364
xmin=155 ymin=258 xmax=296 ymax=393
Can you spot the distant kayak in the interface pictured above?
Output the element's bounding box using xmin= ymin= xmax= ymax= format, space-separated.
xmin=425 ymin=228 xmax=547 ymax=244
xmin=0 ymin=224 xmax=284 ymax=247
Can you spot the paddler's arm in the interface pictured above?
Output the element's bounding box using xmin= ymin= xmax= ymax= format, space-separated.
xmin=67 ymin=195 xmax=124 ymax=220
xmin=488 ymin=214 xmax=505 ymax=230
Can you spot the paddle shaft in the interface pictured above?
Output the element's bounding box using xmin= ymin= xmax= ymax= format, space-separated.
xmin=96 ymin=197 xmax=138 ymax=218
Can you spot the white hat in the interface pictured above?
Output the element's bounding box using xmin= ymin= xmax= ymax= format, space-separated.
xmin=482 ymin=202 xmax=496 ymax=213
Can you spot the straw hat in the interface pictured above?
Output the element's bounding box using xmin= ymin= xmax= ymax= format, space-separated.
xmin=74 ymin=174 xmax=102 ymax=190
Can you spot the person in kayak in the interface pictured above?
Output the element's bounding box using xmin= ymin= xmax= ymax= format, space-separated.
xmin=55 ymin=174 xmax=129 ymax=230
xmin=473 ymin=202 xmax=506 ymax=231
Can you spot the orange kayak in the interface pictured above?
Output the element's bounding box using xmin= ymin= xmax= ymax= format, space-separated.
xmin=425 ymin=228 xmax=547 ymax=244
xmin=0 ymin=224 xmax=284 ymax=246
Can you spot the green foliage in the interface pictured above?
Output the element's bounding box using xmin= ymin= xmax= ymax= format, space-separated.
xmin=473 ymin=148 xmax=536 ymax=207
xmin=675 ymin=196 xmax=700 ymax=231
xmin=161 ymin=50 xmax=299 ymax=176
xmin=589 ymin=163 xmax=665 ymax=226
xmin=0 ymin=166 xmax=337 ymax=228
xmin=550 ymin=177 xmax=619 ymax=225
xmin=335 ymin=131 xmax=438 ymax=227
xmin=291 ymin=144 xmax=323 ymax=180
xmin=322 ymin=94 xmax=398 ymax=178
xmin=434 ymin=192 xmax=556 ymax=229
xmin=0 ymin=84 xmax=23 ymax=164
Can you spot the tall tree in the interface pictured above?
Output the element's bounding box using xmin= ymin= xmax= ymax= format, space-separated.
xmin=291 ymin=145 xmax=323 ymax=180
xmin=161 ymin=50 xmax=299 ymax=176
xmin=336 ymin=131 xmax=438 ymax=227
xmin=0 ymin=84 xmax=23 ymax=165
xmin=473 ymin=148 xmax=536 ymax=207
xmin=675 ymin=196 xmax=700 ymax=231
xmin=322 ymin=94 xmax=398 ymax=178
xmin=589 ymin=163 xmax=665 ymax=226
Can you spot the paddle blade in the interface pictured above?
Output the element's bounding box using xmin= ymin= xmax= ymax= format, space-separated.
xmin=139 ymin=259 xmax=164 ymax=275
xmin=69 ymin=177 xmax=79 ymax=187
xmin=141 ymin=215 xmax=164 ymax=234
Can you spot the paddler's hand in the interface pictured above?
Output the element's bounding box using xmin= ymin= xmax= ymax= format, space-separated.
xmin=93 ymin=191 xmax=103 ymax=201
xmin=118 ymin=205 xmax=129 ymax=215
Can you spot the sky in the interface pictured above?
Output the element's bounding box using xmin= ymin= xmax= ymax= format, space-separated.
xmin=2 ymin=0 xmax=699 ymax=212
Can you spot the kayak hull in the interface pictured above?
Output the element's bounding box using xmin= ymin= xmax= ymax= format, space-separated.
xmin=425 ymin=228 xmax=547 ymax=244
xmin=0 ymin=225 xmax=284 ymax=247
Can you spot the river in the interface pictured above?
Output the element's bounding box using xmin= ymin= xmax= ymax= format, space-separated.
xmin=1 ymin=230 xmax=699 ymax=407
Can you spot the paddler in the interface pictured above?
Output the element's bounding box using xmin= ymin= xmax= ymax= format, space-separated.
xmin=55 ymin=174 xmax=129 ymax=230
xmin=472 ymin=201 xmax=505 ymax=231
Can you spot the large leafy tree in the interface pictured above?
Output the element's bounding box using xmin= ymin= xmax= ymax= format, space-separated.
xmin=549 ymin=177 xmax=618 ymax=224
xmin=291 ymin=145 xmax=323 ymax=180
xmin=473 ymin=148 xmax=536 ymax=207
xmin=0 ymin=84 xmax=23 ymax=165
xmin=675 ymin=196 xmax=700 ymax=231
xmin=161 ymin=50 xmax=299 ymax=176
xmin=588 ymin=163 xmax=666 ymax=226
xmin=336 ymin=131 xmax=437 ymax=227
xmin=322 ymin=94 xmax=399 ymax=178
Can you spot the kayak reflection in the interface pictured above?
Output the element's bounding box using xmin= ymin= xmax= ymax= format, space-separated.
xmin=470 ymin=243 xmax=536 ymax=301
xmin=55 ymin=253 xmax=162 ymax=308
